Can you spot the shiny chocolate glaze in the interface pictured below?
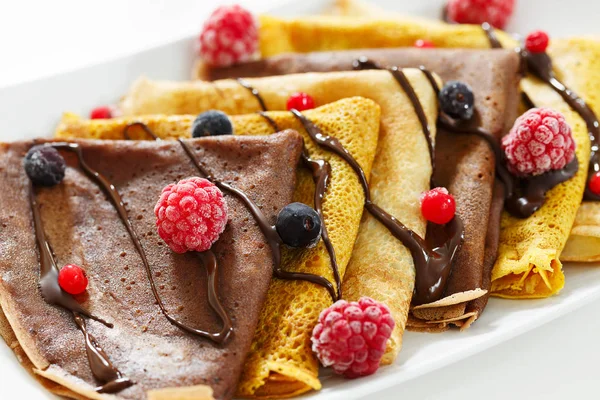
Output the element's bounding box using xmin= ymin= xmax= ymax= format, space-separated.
xmin=482 ymin=24 xmax=599 ymax=201
xmin=255 ymin=112 xmax=342 ymax=299
xmin=237 ymin=78 xmax=268 ymax=111
xmin=177 ymin=138 xmax=339 ymax=301
xmin=290 ymin=110 xmax=465 ymax=305
xmin=29 ymin=143 xmax=135 ymax=393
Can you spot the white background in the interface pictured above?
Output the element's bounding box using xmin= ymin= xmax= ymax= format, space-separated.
xmin=0 ymin=0 xmax=599 ymax=399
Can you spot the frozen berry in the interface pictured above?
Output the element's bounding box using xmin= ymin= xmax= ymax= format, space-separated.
xmin=414 ymin=39 xmax=435 ymax=48
xmin=191 ymin=110 xmax=233 ymax=137
xmin=439 ymin=81 xmax=475 ymax=120
xmin=90 ymin=106 xmax=113 ymax=119
xmin=420 ymin=187 xmax=456 ymax=225
xmin=24 ymin=145 xmax=66 ymax=187
xmin=446 ymin=0 xmax=515 ymax=29
xmin=589 ymin=172 xmax=600 ymax=196
xmin=58 ymin=264 xmax=88 ymax=295
xmin=154 ymin=177 xmax=228 ymax=253
xmin=502 ymin=108 xmax=576 ymax=177
xmin=311 ymin=297 xmax=395 ymax=379
xmin=525 ymin=30 xmax=550 ymax=53
xmin=276 ymin=202 xmax=322 ymax=248
xmin=199 ymin=5 xmax=258 ymax=67
xmin=286 ymin=92 xmax=315 ymax=112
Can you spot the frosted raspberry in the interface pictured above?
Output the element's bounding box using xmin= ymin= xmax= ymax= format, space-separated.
xmin=311 ymin=297 xmax=395 ymax=379
xmin=446 ymin=0 xmax=515 ymax=29
xmin=502 ymin=108 xmax=576 ymax=177
xmin=154 ymin=177 xmax=228 ymax=253
xmin=198 ymin=5 xmax=258 ymax=67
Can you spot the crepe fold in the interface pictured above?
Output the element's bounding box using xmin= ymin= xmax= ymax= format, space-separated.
xmin=197 ymin=48 xmax=519 ymax=334
xmin=56 ymin=97 xmax=382 ymax=397
xmin=549 ymin=38 xmax=600 ymax=262
xmin=63 ymin=68 xmax=442 ymax=395
xmin=0 ymin=133 xmax=304 ymax=400
xmin=254 ymin=10 xmax=597 ymax=298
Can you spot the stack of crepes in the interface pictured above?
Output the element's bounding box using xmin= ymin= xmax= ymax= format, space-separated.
xmin=56 ymin=69 xmax=440 ymax=397
xmin=235 ymin=0 xmax=598 ymax=300
xmin=198 ymin=46 xmax=522 ymax=332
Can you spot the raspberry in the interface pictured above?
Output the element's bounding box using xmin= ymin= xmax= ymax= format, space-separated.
xmin=502 ymin=108 xmax=576 ymax=177
xmin=286 ymin=92 xmax=315 ymax=111
xmin=414 ymin=39 xmax=435 ymax=48
xmin=90 ymin=106 xmax=113 ymax=119
xmin=311 ymin=297 xmax=395 ymax=379
xmin=446 ymin=0 xmax=515 ymax=29
xmin=58 ymin=264 xmax=88 ymax=295
xmin=24 ymin=145 xmax=66 ymax=187
xmin=420 ymin=187 xmax=456 ymax=225
xmin=525 ymin=30 xmax=550 ymax=53
xmin=154 ymin=177 xmax=228 ymax=253
xmin=198 ymin=5 xmax=258 ymax=67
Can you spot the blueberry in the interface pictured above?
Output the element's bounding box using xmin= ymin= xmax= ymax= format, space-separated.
xmin=438 ymin=81 xmax=475 ymax=120
xmin=191 ymin=110 xmax=233 ymax=137
xmin=23 ymin=145 xmax=66 ymax=187
xmin=276 ymin=202 xmax=322 ymax=248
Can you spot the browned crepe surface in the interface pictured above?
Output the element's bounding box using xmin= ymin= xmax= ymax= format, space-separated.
xmin=201 ymin=48 xmax=520 ymax=328
xmin=0 ymin=132 xmax=302 ymax=400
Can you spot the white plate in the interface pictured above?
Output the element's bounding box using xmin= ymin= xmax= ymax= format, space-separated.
xmin=0 ymin=0 xmax=599 ymax=399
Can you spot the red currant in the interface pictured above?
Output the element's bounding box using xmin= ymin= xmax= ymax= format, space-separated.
xmin=286 ymin=92 xmax=315 ymax=111
xmin=58 ymin=264 xmax=89 ymax=295
xmin=589 ymin=172 xmax=600 ymax=196
xmin=414 ymin=39 xmax=435 ymax=49
xmin=90 ymin=106 xmax=113 ymax=119
xmin=525 ymin=30 xmax=549 ymax=54
xmin=420 ymin=187 xmax=456 ymax=225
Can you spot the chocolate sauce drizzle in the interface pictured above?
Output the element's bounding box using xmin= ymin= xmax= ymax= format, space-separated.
xmin=482 ymin=23 xmax=600 ymax=201
xmin=237 ymin=78 xmax=268 ymax=111
xmin=177 ymin=138 xmax=340 ymax=301
xmin=29 ymin=145 xmax=133 ymax=394
xmin=255 ymin=112 xmax=342 ymax=299
xmin=353 ymin=57 xmax=436 ymax=186
xmin=46 ymin=142 xmax=233 ymax=345
xmin=290 ymin=110 xmax=464 ymax=305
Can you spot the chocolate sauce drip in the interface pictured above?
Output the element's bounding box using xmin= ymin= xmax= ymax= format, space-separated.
xmin=482 ymin=22 xmax=503 ymax=49
xmin=525 ymin=52 xmax=600 ymax=200
xmin=482 ymin=23 xmax=598 ymax=201
xmin=29 ymin=149 xmax=133 ymax=393
xmin=178 ymin=139 xmax=339 ymax=302
xmin=73 ymin=313 xmax=134 ymax=393
xmin=30 ymin=187 xmax=111 ymax=326
xmin=49 ymin=142 xmax=232 ymax=344
xmin=257 ymin=112 xmax=280 ymax=131
xmin=290 ymin=110 xmax=464 ymax=305
xmin=123 ymin=122 xmax=160 ymax=140
xmin=255 ymin=112 xmax=342 ymax=299
xmin=438 ymin=116 xmax=579 ymax=217
xmin=237 ymin=78 xmax=267 ymax=111
xmin=353 ymin=57 xmax=436 ymax=186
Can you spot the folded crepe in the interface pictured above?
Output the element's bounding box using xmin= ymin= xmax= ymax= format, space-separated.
xmin=0 ymin=132 xmax=303 ymax=400
xmin=61 ymin=69 xmax=440 ymax=396
xmin=196 ymin=48 xmax=520 ymax=333
xmin=315 ymin=0 xmax=596 ymax=295
xmin=550 ymin=38 xmax=600 ymax=262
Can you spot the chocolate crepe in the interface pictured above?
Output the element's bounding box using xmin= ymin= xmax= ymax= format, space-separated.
xmin=0 ymin=132 xmax=303 ymax=400
xmin=198 ymin=48 xmax=521 ymax=329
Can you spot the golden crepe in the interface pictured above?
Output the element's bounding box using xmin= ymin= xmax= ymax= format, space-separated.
xmin=252 ymin=10 xmax=594 ymax=299
xmin=60 ymin=68 xmax=441 ymax=396
xmin=550 ymin=38 xmax=600 ymax=262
